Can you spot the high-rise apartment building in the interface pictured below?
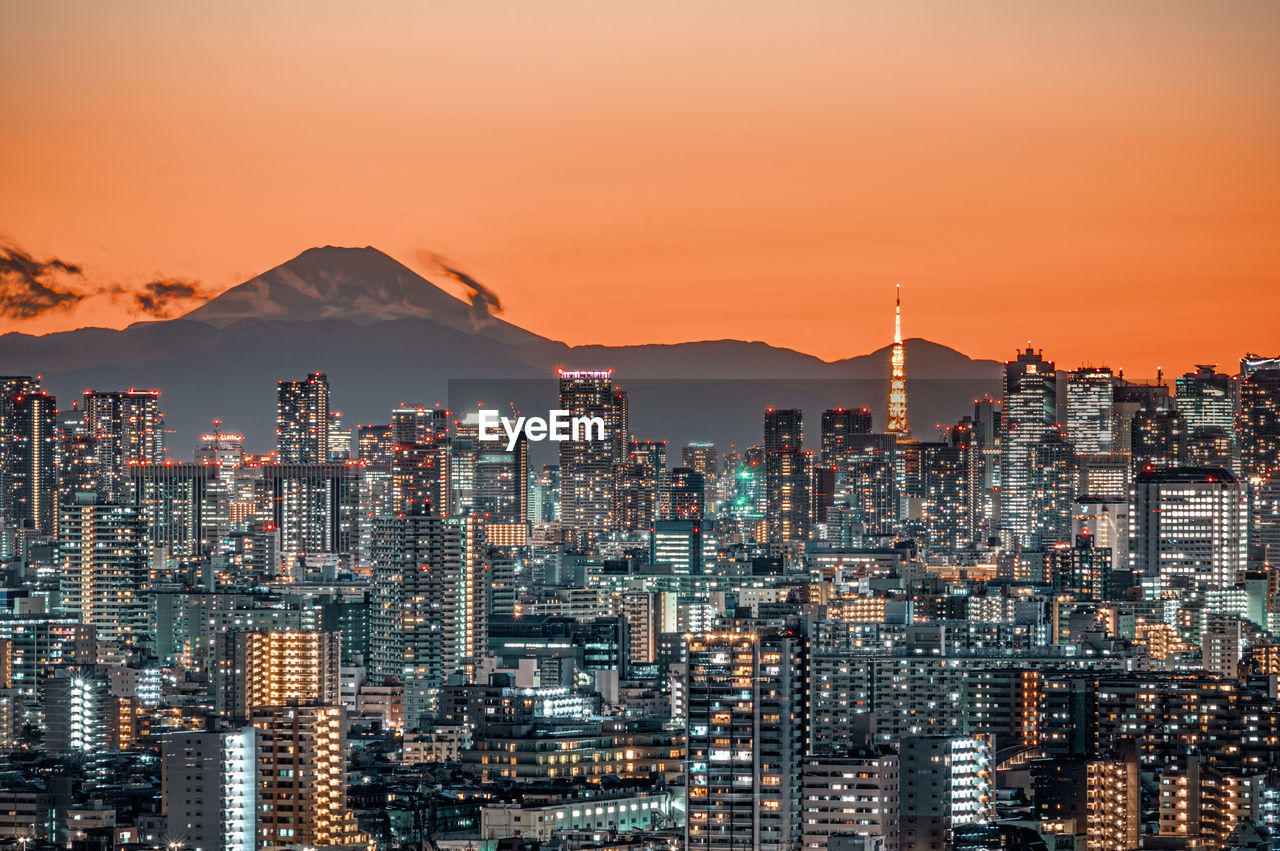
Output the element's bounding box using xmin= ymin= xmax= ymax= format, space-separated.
xmin=558 ymin=369 xmax=625 ymax=540
xmin=58 ymin=494 xmax=149 ymax=646
xmin=1001 ymin=348 xmax=1056 ymax=548
xmin=83 ymin=388 xmax=166 ymax=500
xmin=898 ymin=736 xmax=994 ymax=851
xmin=276 ymin=372 xmax=330 ymax=463
xmin=3 ymin=388 xmax=58 ymax=537
xmin=162 ymin=727 xmax=257 ymax=851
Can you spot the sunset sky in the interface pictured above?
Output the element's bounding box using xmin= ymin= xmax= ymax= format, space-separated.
xmin=2 ymin=1 xmax=1278 ymax=373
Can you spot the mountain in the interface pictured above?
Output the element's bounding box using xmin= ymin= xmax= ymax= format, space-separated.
xmin=181 ymin=246 xmax=544 ymax=345
xmin=0 ymin=246 xmax=1003 ymax=455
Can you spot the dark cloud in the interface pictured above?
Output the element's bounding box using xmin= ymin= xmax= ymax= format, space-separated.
xmin=130 ymin=278 xmax=215 ymax=317
xmin=0 ymin=244 xmax=87 ymax=319
xmin=417 ymin=250 xmax=504 ymax=325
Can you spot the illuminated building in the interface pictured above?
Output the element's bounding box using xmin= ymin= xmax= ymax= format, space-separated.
xmin=276 ymin=372 xmax=330 ymax=463
xmin=251 ymin=703 xmax=370 ymax=850
xmin=1001 ymin=347 xmax=1056 ymax=548
xmin=1131 ymin=467 xmax=1246 ymax=591
xmin=1086 ymin=747 xmax=1141 ymax=851
xmin=196 ymin=423 xmax=246 ymax=544
xmin=682 ymin=442 xmax=718 ymax=478
xmin=1202 ymin=612 xmax=1243 ymax=679
xmin=1158 ymin=758 xmax=1276 ymax=847
xmin=1031 ymin=428 xmax=1077 ymax=548
xmin=821 ymin=407 xmax=873 ymax=467
xmin=390 ymin=441 xmax=449 ymax=515
xmin=631 ymin=439 xmax=670 ymax=517
xmin=650 ymin=519 xmax=715 ymax=575
xmin=841 ymin=434 xmax=898 ymax=537
xmin=1238 ymin=360 xmax=1280 ymax=481
xmin=610 ymin=461 xmax=657 ymax=532
xmin=261 ymin=462 xmax=358 ymax=572
xmin=126 ymin=462 xmax=210 ymax=557
xmin=887 ymin=285 xmax=909 ymax=436
xmin=58 ymin=493 xmax=149 ymax=646
xmin=685 ymin=629 xmax=807 ymax=851
xmin=919 ymin=435 xmax=972 ymax=552
xmin=1066 ymin=367 xmax=1114 ymax=454
xmin=244 ymin=630 xmax=341 ymax=713
xmin=1071 ymin=496 xmax=1129 ymax=561
xmin=800 ymin=751 xmax=900 ymax=851
xmin=558 ymin=369 xmax=625 ymax=541
xmin=1075 ymin=452 xmax=1130 ymax=498
xmin=667 ymin=466 xmax=706 ymax=520
xmin=898 ymin=736 xmax=993 ymax=851
xmin=619 ymin=591 xmax=677 ymax=666
xmin=1046 ymin=537 xmax=1111 ymax=601
xmin=474 ymin=435 xmax=527 ymax=524
xmin=162 ymin=727 xmax=257 ymax=851
xmin=1131 ymin=403 xmax=1187 ymax=471
xmin=765 ymin=408 xmax=811 ymax=542
xmin=83 ymin=388 xmax=166 ymax=500
xmin=2 ymin=388 xmax=58 ymax=538
xmin=367 ymin=510 xmax=484 ymax=723
xmin=391 ymin=404 xmax=451 ymax=445
xmin=962 ymin=670 xmax=1042 ymax=753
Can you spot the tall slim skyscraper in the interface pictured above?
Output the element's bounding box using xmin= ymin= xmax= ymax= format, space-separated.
xmin=276 ymin=372 xmax=330 ymax=463
xmin=765 ymin=408 xmax=811 ymax=542
xmin=887 ymin=285 xmax=909 ymax=435
xmin=820 ymin=407 xmax=873 ymax=467
xmin=1239 ymin=361 xmax=1280 ymax=482
xmin=558 ymin=368 xmax=624 ymax=540
xmin=1001 ymin=347 xmax=1057 ymax=548
xmin=4 ymin=388 xmax=58 ymax=537
xmin=1176 ymin=365 xmax=1235 ymax=469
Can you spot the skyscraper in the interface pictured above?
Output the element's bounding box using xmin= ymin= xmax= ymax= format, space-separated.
xmin=1131 ymin=467 xmax=1246 ymax=591
xmin=276 ymin=372 xmax=330 ymax=463
xmin=764 ymin=408 xmax=811 ymax=543
xmin=820 ymin=407 xmax=873 ymax=467
xmin=685 ymin=629 xmax=806 ymax=851
xmin=558 ymin=368 xmax=624 ymax=540
xmin=162 ymin=727 xmax=257 ymax=851
xmin=83 ymin=388 xmax=166 ymax=500
xmin=682 ymin=442 xmax=718 ymax=478
xmin=1001 ymin=347 xmax=1056 ymax=548
xmin=58 ymin=493 xmax=150 ymax=646
xmin=887 ymin=284 xmax=909 ymax=436
xmin=4 ymin=388 xmax=58 ymax=538
xmin=1239 ymin=361 xmax=1280 ymax=482
xmin=1176 ymin=365 xmax=1235 ymax=470
xmin=1067 ymin=367 xmax=1114 ymax=454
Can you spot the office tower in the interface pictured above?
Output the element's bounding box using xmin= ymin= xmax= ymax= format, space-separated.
xmin=887 ymin=285 xmax=909 ymax=436
xmin=390 ymin=442 xmax=450 ymax=516
xmin=650 ymin=519 xmax=714 ymax=575
xmin=58 ymin=493 xmax=149 ymax=645
xmin=251 ymin=704 xmax=369 ymax=850
xmin=162 ymin=728 xmax=257 ymax=851
xmin=811 ymin=465 xmax=836 ymax=526
xmin=800 ymin=752 xmax=900 ymax=851
xmin=1176 ymin=365 xmax=1235 ymax=469
xmin=3 ymin=388 xmax=58 ymax=537
xmin=920 ymin=426 xmax=979 ymax=552
xmin=126 ymin=462 xmax=210 ymax=558
xmin=821 ymin=407 xmax=873 ymax=467
xmin=474 ymin=434 xmax=527 ymax=524
xmin=631 ymin=439 xmax=670 ymax=517
xmin=898 ymin=736 xmax=994 ymax=851
xmin=367 ymin=510 xmax=480 ymax=723
xmin=261 ymin=462 xmax=358 ymax=571
xmin=1001 ymin=347 xmax=1056 ymax=548
xmin=1239 ymin=361 xmax=1280 ymax=481
xmin=391 ymin=404 xmax=451 ymax=445
xmin=1031 ymin=429 xmax=1077 ymax=548
xmin=244 ymin=631 xmax=341 ymax=711
xmin=667 ymin=467 xmax=706 ymax=520
xmin=276 ymin=372 xmax=330 ymax=463
xmin=1131 ymin=467 xmax=1246 ymax=591
xmin=682 ymin=442 xmax=718 ymax=478
xmin=1066 ymin=367 xmax=1114 ymax=454
xmin=1076 ymin=452 xmax=1129 ymax=498
xmin=765 ymin=408 xmax=811 ymax=542
xmin=448 ymin=411 xmax=481 ymax=515
xmin=611 ymin=461 xmax=657 ymax=532
xmin=1131 ymin=404 xmax=1187 ymax=471
xmin=685 ymin=629 xmax=807 ymax=851
xmin=558 ymin=369 xmax=624 ymax=540
xmin=83 ymin=388 xmax=166 ymax=500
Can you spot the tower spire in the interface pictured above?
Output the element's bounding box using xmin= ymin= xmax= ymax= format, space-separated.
xmin=887 ymin=284 xmax=909 ymax=435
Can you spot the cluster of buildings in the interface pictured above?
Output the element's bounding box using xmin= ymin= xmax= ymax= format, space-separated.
xmin=2 ymin=301 xmax=1280 ymax=851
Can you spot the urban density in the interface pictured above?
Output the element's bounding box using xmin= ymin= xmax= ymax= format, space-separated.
xmin=2 ymin=293 xmax=1280 ymax=851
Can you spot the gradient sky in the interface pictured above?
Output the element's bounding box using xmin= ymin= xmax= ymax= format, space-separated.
xmin=2 ymin=0 xmax=1278 ymax=373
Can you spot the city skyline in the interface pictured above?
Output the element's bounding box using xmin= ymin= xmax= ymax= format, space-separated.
xmin=3 ymin=1 xmax=1279 ymax=370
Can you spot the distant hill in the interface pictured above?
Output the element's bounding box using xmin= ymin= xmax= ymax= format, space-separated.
xmin=0 ymin=246 xmax=1002 ymax=455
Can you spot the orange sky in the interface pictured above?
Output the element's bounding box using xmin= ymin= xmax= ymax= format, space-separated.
xmin=2 ymin=0 xmax=1278 ymax=373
